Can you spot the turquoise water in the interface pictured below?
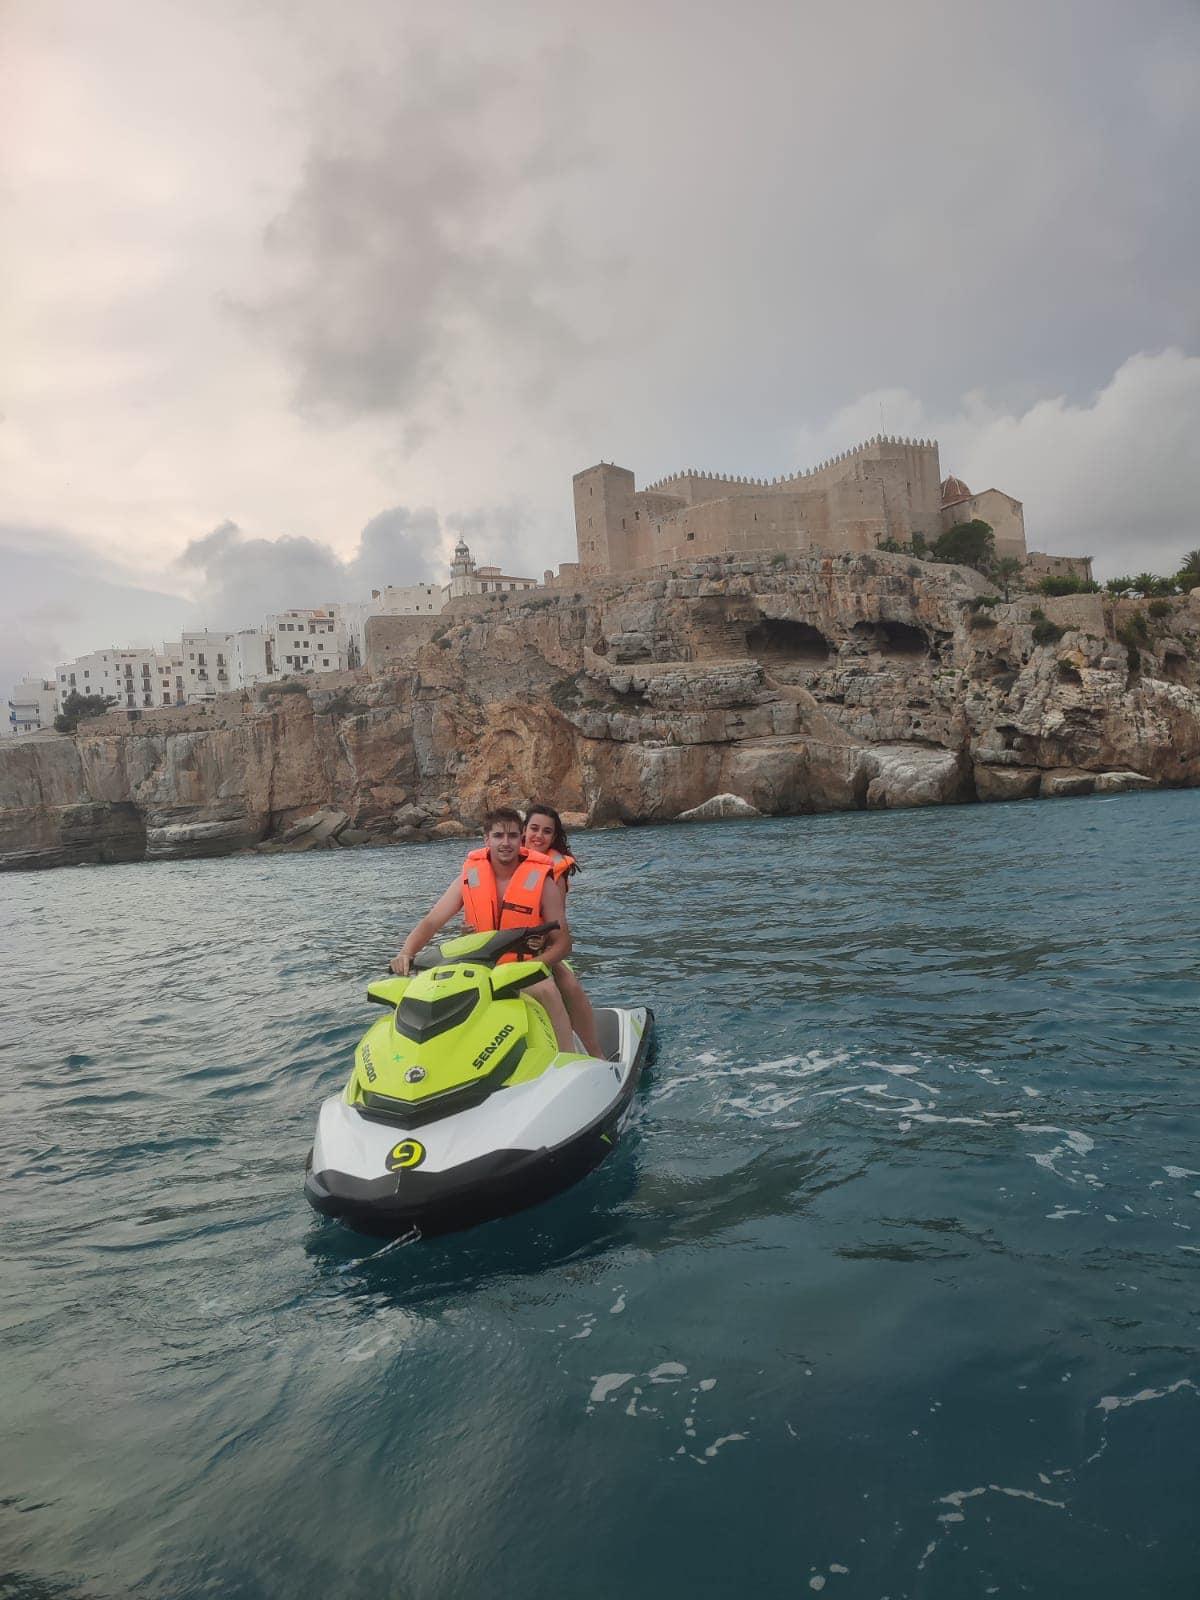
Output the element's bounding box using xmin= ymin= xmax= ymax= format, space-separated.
xmin=3 ymin=792 xmax=1199 ymax=1599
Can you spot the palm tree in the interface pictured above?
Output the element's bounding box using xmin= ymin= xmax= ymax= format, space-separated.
xmin=989 ymin=556 xmax=1023 ymax=600
xmin=1177 ymin=549 xmax=1200 ymax=591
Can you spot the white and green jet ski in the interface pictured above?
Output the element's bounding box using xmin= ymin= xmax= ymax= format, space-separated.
xmin=304 ymin=924 xmax=654 ymax=1236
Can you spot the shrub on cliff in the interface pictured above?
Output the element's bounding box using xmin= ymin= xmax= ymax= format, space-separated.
xmin=1148 ymin=598 xmax=1173 ymax=620
xmin=54 ymin=691 xmax=117 ymax=733
xmin=1036 ymin=574 xmax=1100 ymax=596
xmin=1029 ymin=610 xmax=1065 ymax=646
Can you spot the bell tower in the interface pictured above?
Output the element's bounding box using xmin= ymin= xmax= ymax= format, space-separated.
xmin=448 ymin=536 xmax=477 ymax=598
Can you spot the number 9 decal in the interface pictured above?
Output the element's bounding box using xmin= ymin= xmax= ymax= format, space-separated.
xmin=386 ymin=1139 xmax=426 ymax=1172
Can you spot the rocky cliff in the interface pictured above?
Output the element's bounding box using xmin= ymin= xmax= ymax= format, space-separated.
xmin=4 ymin=552 xmax=1199 ymax=870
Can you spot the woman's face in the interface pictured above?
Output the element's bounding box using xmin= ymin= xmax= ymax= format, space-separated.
xmin=524 ymin=812 xmax=557 ymax=854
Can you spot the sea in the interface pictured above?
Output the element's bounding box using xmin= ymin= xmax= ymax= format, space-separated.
xmin=3 ymin=790 xmax=1199 ymax=1599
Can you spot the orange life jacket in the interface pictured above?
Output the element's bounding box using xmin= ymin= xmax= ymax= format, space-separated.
xmin=460 ymin=847 xmax=554 ymax=948
xmin=546 ymin=850 xmax=576 ymax=889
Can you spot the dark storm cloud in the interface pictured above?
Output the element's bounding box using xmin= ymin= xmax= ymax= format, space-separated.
xmin=238 ymin=0 xmax=1199 ymax=476
xmin=239 ymin=41 xmax=587 ymax=423
xmin=177 ymin=507 xmax=444 ymax=627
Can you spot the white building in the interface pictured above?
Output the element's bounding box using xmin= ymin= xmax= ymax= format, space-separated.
xmin=6 ymin=677 xmax=59 ymax=735
xmin=337 ymin=583 xmax=445 ymax=668
xmin=447 ymin=537 xmax=537 ymax=599
xmin=181 ymin=631 xmax=238 ymax=701
xmin=265 ymin=608 xmax=348 ymax=679
xmin=55 ymin=645 xmax=186 ymax=712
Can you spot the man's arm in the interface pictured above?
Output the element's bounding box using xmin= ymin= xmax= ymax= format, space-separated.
xmin=391 ymin=880 xmax=464 ymax=974
xmin=536 ymin=878 xmax=573 ymax=967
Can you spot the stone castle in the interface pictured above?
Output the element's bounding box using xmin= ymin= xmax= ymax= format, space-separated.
xmin=570 ymin=435 xmax=1091 ymax=582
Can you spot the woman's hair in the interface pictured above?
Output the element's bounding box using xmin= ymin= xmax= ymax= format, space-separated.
xmin=523 ymin=801 xmax=580 ymax=872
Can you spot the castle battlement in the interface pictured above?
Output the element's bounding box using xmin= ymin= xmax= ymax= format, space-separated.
xmin=646 ymin=435 xmax=939 ymax=493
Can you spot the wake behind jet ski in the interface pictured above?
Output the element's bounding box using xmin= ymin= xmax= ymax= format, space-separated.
xmin=304 ymin=923 xmax=653 ymax=1237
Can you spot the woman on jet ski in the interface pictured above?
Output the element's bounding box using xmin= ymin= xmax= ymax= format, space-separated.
xmin=522 ymin=802 xmax=603 ymax=1060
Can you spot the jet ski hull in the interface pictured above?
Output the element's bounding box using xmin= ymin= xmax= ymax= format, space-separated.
xmin=305 ymin=1005 xmax=652 ymax=1237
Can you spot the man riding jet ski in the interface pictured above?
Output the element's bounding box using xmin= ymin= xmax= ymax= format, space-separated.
xmin=304 ymin=809 xmax=653 ymax=1236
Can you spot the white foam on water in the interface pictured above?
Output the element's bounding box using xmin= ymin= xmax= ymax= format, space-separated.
xmin=588 ymin=1372 xmax=634 ymax=1405
xmin=918 ymin=1482 xmax=1066 ymax=1571
xmin=1023 ymin=1086 xmax=1041 ymax=1097
xmin=1096 ymin=1378 xmax=1199 ymax=1412
xmin=808 ymin=1577 xmax=825 ymax=1591
xmin=703 ymin=1432 xmax=747 ymax=1458
xmin=1046 ymin=1207 xmax=1083 ymax=1220
xmin=1163 ymin=1165 xmax=1200 ymax=1179
xmin=698 ymin=1377 xmax=716 ymax=1391
xmin=649 ymin=1361 xmax=687 ymax=1382
xmin=609 ymin=1293 xmax=626 ymax=1314
xmin=828 ymin=1564 xmax=849 ymax=1574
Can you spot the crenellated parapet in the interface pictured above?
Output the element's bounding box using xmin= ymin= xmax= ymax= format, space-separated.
xmin=646 ymin=435 xmax=939 ymax=492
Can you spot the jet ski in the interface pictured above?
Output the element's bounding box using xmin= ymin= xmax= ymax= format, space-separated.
xmin=304 ymin=923 xmax=654 ymax=1236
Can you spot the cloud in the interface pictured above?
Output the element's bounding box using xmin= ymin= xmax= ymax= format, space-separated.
xmin=176 ymin=506 xmax=445 ymax=628
xmin=790 ymin=349 xmax=1200 ymax=578
xmin=239 ymin=37 xmax=588 ymax=427
xmin=0 ymin=527 xmax=196 ymax=693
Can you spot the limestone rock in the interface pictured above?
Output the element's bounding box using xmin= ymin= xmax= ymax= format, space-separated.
xmin=974 ymin=765 xmax=1041 ymax=802
xmin=859 ymin=744 xmax=968 ymax=809
xmin=676 ymin=793 xmax=762 ymax=821
xmin=431 ymin=819 xmax=469 ymax=838
xmin=1041 ymin=771 xmax=1095 ymax=798
xmin=3 ymin=550 xmax=1198 ymax=870
xmin=1093 ymin=770 xmax=1158 ymax=793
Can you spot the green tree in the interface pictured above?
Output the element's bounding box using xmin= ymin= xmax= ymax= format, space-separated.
xmin=1130 ymin=571 xmax=1173 ymax=598
xmin=1175 ymin=549 xmax=1200 ymax=591
xmin=53 ymin=690 xmax=117 ymax=733
xmin=992 ymin=556 xmax=1024 ymax=600
xmin=928 ymin=519 xmax=995 ymax=573
xmin=1105 ymin=575 xmax=1134 ymax=596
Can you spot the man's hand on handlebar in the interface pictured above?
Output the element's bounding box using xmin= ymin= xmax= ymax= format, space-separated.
xmin=389 ymin=951 xmax=413 ymax=975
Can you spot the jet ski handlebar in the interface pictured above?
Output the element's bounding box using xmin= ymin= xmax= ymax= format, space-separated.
xmin=393 ymin=922 xmax=562 ymax=974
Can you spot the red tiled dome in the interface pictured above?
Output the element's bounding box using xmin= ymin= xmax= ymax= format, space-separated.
xmin=940 ymin=474 xmax=972 ymax=505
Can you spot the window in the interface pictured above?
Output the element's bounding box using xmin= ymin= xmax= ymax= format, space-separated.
xmin=84 ymin=670 xmax=90 ymax=678
xmin=687 ymin=532 xmax=695 ymax=541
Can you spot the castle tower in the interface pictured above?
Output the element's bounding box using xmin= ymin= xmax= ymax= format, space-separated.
xmin=573 ymin=463 xmax=636 ymax=575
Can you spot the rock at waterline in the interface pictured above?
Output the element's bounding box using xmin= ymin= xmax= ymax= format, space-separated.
xmin=676 ymin=794 xmax=761 ymax=821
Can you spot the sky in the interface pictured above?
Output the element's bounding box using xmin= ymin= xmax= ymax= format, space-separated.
xmin=3 ymin=0 xmax=1198 ymax=689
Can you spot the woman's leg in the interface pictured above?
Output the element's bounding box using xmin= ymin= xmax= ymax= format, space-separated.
xmin=552 ymin=963 xmax=603 ymax=1058
xmin=527 ymin=976 xmax=575 ymax=1053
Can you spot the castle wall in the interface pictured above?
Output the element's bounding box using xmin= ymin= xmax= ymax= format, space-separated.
xmin=578 ymin=438 xmax=947 ymax=574
xmin=1026 ymin=551 xmax=1095 ymax=583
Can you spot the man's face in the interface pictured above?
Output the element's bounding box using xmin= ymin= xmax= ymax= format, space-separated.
xmin=485 ymin=820 xmax=523 ymax=865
